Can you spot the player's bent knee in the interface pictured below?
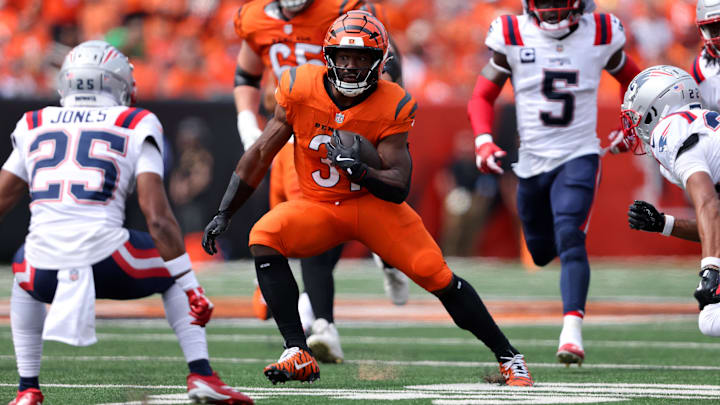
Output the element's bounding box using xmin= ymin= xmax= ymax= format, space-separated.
xmin=698 ymin=303 xmax=720 ymax=337
xmin=409 ymin=250 xmax=453 ymax=292
xmin=555 ymin=223 xmax=586 ymax=254
xmin=250 ymin=244 xmax=282 ymax=257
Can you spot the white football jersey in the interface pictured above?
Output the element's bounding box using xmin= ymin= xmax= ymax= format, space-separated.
xmin=485 ymin=12 xmax=626 ymax=177
xmin=2 ymin=106 xmax=164 ymax=268
xmin=649 ymin=108 xmax=720 ymax=188
xmin=692 ymin=49 xmax=720 ymax=111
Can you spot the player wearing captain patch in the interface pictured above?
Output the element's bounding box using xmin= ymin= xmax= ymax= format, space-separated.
xmin=468 ymin=0 xmax=642 ymax=367
xmin=3 ymin=40 xmax=253 ymax=405
xmin=621 ymin=65 xmax=720 ymax=340
xmin=204 ymin=11 xmax=534 ymax=387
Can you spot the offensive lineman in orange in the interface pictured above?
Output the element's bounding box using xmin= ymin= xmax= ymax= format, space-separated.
xmin=232 ymin=0 xmax=407 ymax=364
xmin=204 ymin=11 xmax=534 ymax=386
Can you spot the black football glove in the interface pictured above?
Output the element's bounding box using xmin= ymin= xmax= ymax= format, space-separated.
xmin=694 ymin=267 xmax=720 ymax=310
xmin=326 ymin=131 xmax=368 ymax=182
xmin=202 ymin=211 xmax=232 ymax=255
xmin=628 ymin=200 xmax=665 ymax=233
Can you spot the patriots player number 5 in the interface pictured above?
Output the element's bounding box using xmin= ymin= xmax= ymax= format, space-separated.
xmin=29 ymin=130 xmax=126 ymax=203
xmin=541 ymin=70 xmax=578 ymax=127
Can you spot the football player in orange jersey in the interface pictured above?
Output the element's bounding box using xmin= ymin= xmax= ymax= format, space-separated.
xmin=232 ymin=0 xmax=406 ymax=364
xmin=205 ymin=11 xmax=534 ymax=386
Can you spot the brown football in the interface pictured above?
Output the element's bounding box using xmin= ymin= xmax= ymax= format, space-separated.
xmin=331 ymin=129 xmax=383 ymax=169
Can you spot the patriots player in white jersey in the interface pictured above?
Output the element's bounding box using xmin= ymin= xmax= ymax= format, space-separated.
xmin=620 ymin=65 xmax=720 ymax=337
xmin=692 ymin=0 xmax=720 ymax=110
xmin=468 ymin=0 xmax=641 ymax=366
xmin=1 ymin=41 xmax=253 ymax=405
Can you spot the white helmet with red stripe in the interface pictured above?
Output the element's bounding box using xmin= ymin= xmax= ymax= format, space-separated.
xmin=697 ymin=0 xmax=720 ymax=58
xmin=522 ymin=0 xmax=595 ymax=38
xmin=620 ymin=65 xmax=702 ymax=145
xmin=57 ymin=40 xmax=136 ymax=107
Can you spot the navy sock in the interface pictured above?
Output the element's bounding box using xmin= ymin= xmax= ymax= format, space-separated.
xmin=19 ymin=376 xmax=39 ymax=391
xmin=188 ymin=359 xmax=212 ymax=376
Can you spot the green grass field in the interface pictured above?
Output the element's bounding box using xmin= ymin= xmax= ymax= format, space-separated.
xmin=1 ymin=258 xmax=719 ymax=404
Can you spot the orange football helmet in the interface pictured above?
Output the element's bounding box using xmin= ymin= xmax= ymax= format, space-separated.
xmin=323 ymin=10 xmax=389 ymax=97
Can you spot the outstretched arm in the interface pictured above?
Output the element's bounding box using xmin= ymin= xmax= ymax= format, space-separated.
xmin=202 ymin=104 xmax=293 ymax=254
xmin=628 ymin=200 xmax=700 ymax=242
xmin=686 ymin=171 xmax=720 ymax=257
xmin=137 ymin=167 xmax=214 ymax=327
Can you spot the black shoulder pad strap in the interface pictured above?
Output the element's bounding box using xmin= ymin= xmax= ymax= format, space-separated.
xmin=676 ymin=133 xmax=700 ymax=160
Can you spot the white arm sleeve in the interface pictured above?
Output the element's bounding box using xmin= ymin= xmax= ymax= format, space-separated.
xmin=135 ymin=139 xmax=164 ymax=178
xmin=2 ymin=148 xmax=28 ymax=182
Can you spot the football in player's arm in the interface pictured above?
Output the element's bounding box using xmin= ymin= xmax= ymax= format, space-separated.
xmin=231 ymin=0 xmax=410 ymax=364
xmin=204 ymin=11 xmax=534 ymax=387
xmin=620 ymin=65 xmax=720 ymax=335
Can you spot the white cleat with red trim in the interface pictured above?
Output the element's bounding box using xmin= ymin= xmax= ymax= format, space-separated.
xmin=187 ymin=372 xmax=254 ymax=404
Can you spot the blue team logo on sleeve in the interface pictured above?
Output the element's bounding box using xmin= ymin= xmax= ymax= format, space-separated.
xmin=658 ymin=134 xmax=667 ymax=152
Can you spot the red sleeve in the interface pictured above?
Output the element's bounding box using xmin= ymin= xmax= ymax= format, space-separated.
xmin=467 ymin=75 xmax=502 ymax=135
xmin=612 ymin=54 xmax=641 ymax=102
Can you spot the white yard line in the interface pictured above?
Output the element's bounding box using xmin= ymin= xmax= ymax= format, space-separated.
xmin=2 ymin=382 xmax=720 ymax=405
xmin=5 ymin=331 xmax=714 ymax=351
xmin=1 ymin=354 xmax=719 ymax=371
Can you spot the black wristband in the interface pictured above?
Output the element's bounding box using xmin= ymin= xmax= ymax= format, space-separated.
xmin=218 ymin=173 xmax=255 ymax=216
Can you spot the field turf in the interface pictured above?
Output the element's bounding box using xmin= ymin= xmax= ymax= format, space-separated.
xmin=1 ymin=258 xmax=718 ymax=404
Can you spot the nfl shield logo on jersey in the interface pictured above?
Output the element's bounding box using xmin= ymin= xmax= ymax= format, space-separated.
xmin=520 ymin=48 xmax=535 ymax=64
xmin=284 ymin=24 xmax=293 ymax=35
xmin=335 ymin=113 xmax=345 ymax=124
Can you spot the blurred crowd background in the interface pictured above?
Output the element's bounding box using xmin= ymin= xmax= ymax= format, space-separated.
xmin=0 ymin=0 xmax=703 ymax=260
xmin=0 ymin=0 xmax=704 ymax=104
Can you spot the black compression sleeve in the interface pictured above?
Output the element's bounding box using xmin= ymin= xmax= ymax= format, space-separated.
xmin=360 ymin=176 xmax=410 ymax=204
xmin=218 ymin=172 xmax=255 ymax=216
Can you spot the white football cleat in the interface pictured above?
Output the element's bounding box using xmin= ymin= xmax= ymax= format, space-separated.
xmin=298 ymin=291 xmax=316 ymax=334
xmin=557 ymin=314 xmax=584 ymax=367
xmin=306 ymin=318 xmax=344 ymax=364
xmin=373 ymin=253 xmax=409 ymax=305
xmin=187 ymin=372 xmax=254 ymax=404
xmin=382 ymin=267 xmax=409 ymax=306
